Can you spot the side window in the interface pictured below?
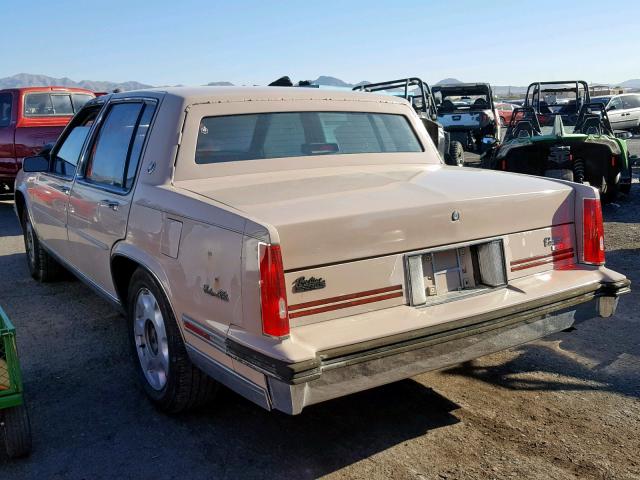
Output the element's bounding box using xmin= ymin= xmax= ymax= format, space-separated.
xmin=0 ymin=93 xmax=11 ymax=127
xmin=50 ymin=95 xmax=74 ymax=115
xmin=608 ymin=97 xmax=623 ymax=111
xmin=51 ymin=107 xmax=101 ymax=178
xmin=72 ymin=94 xmax=94 ymax=112
xmin=24 ymin=93 xmax=54 ymax=116
xmin=622 ymin=95 xmax=640 ymax=109
xmin=124 ymin=103 xmax=156 ymax=189
xmin=52 ymin=126 xmax=91 ymax=177
xmin=84 ymin=101 xmax=154 ymax=191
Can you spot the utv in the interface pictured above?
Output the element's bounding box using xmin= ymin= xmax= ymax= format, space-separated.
xmin=482 ymin=81 xmax=633 ymax=201
xmin=353 ymin=78 xmax=464 ymax=166
xmin=432 ymin=83 xmax=501 ymax=154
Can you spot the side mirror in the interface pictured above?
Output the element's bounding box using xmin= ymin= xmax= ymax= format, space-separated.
xmin=607 ymin=105 xmax=616 ymax=111
xmin=22 ymin=155 xmax=49 ymax=173
xmin=615 ymin=131 xmax=632 ymax=140
xmin=481 ymin=136 xmax=497 ymax=145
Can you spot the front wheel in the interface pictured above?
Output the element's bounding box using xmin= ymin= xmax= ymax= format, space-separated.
xmin=2 ymin=402 xmax=32 ymax=459
xmin=22 ymin=210 xmax=62 ymax=282
xmin=127 ymin=268 xmax=218 ymax=413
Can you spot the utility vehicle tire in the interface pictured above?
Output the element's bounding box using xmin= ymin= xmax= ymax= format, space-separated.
xmin=2 ymin=403 xmax=32 ymax=459
xmin=602 ymin=174 xmax=620 ymax=203
xmin=447 ymin=141 xmax=464 ymax=166
xmin=544 ymin=169 xmax=574 ymax=181
xmin=21 ymin=210 xmax=63 ymax=282
xmin=127 ymin=268 xmax=218 ymax=413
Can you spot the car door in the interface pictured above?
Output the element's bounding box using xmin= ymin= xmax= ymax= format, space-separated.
xmin=606 ymin=97 xmax=626 ymax=129
xmin=66 ymin=99 xmax=156 ymax=297
xmin=26 ymin=105 xmax=100 ymax=259
xmin=621 ymin=94 xmax=640 ymax=130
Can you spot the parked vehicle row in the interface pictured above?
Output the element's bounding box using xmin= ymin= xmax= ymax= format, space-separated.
xmin=481 ymin=81 xmax=633 ymax=202
xmin=0 ymin=87 xmax=95 ymax=193
xmin=14 ymin=86 xmax=630 ymax=418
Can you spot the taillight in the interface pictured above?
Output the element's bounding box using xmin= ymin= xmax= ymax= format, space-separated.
xmin=611 ymin=156 xmax=616 ymax=167
xmin=501 ymin=159 xmax=506 ymax=170
xmin=259 ymin=243 xmax=289 ymax=337
xmin=582 ymin=198 xmax=605 ymax=265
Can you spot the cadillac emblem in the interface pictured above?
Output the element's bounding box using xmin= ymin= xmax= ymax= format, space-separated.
xmin=293 ymin=276 xmax=326 ymax=293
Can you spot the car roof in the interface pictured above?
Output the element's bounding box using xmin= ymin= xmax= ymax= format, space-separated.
xmin=0 ymin=86 xmax=95 ymax=95
xmin=108 ymin=86 xmax=407 ymax=106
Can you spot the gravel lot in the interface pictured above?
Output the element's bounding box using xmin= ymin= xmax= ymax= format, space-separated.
xmin=0 ymin=154 xmax=638 ymax=479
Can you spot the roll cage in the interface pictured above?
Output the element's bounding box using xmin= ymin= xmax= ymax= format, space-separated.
xmin=504 ymin=102 xmax=615 ymax=142
xmin=353 ymin=78 xmax=438 ymax=121
xmin=524 ymin=80 xmax=590 ymax=125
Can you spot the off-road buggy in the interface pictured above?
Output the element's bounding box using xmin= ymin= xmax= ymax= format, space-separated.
xmin=353 ymin=78 xmax=465 ymax=166
xmin=481 ymin=81 xmax=633 ymax=201
xmin=432 ymin=83 xmax=501 ymax=154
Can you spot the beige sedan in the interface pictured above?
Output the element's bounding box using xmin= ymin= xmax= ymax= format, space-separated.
xmin=14 ymin=87 xmax=629 ymax=414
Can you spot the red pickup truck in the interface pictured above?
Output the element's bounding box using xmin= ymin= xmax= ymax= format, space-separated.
xmin=0 ymin=86 xmax=95 ymax=192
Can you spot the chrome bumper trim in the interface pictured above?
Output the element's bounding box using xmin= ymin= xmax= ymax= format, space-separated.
xmin=268 ymin=303 xmax=592 ymax=415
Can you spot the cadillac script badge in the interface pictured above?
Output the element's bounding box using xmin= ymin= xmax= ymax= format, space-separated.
xmin=293 ymin=276 xmax=326 ymax=293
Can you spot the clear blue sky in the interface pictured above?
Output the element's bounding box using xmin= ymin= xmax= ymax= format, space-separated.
xmin=2 ymin=0 xmax=639 ymax=86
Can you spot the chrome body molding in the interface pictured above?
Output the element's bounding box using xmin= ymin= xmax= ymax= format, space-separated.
xmin=185 ymin=345 xmax=271 ymax=411
xmin=267 ymin=303 xmax=596 ymax=415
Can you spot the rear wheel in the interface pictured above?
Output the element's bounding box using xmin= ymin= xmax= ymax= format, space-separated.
xmin=2 ymin=402 xmax=32 ymax=459
xmin=22 ymin=210 xmax=62 ymax=282
xmin=446 ymin=141 xmax=464 ymax=166
xmin=127 ymin=268 xmax=218 ymax=413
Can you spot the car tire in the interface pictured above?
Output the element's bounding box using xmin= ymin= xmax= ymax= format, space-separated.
xmin=127 ymin=268 xmax=218 ymax=413
xmin=447 ymin=141 xmax=464 ymax=166
xmin=544 ymin=169 xmax=574 ymax=181
xmin=21 ymin=210 xmax=62 ymax=282
xmin=2 ymin=402 xmax=32 ymax=459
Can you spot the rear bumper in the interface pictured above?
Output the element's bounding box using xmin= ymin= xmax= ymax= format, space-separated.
xmin=223 ymin=279 xmax=629 ymax=414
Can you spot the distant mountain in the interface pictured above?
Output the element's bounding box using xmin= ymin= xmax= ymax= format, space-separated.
xmin=435 ymin=78 xmax=463 ymax=85
xmin=619 ymin=79 xmax=640 ymax=89
xmin=206 ymin=81 xmax=234 ymax=86
xmin=0 ymin=73 xmax=152 ymax=92
xmin=311 ymin=76 xmax=370 ymax=88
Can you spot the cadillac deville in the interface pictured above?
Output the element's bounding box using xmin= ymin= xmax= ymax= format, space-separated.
xmin=14 ymin=87 xmax=630 ymax=415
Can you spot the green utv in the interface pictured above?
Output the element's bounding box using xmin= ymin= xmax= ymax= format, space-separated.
xmin=482 ymin=81 xmax=633 ymax=202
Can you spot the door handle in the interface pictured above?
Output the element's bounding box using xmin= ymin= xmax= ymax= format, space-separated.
xmin=54 ymin=185 xmax=70 ymax=195
xmin=98 ymin=199 xmax=120 ymax=211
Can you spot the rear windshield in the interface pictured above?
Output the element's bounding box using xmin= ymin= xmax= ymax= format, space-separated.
xmin=23 ymin=92 xmax=93 ymax=117
xmin=195 ymin=111 xmax=423 ymax=164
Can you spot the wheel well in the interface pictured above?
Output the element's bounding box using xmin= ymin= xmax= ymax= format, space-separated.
xmin=111 ymin=255 xmax=141 ymax=306
xmin=14 ymin=191 xmax=25 ymax=226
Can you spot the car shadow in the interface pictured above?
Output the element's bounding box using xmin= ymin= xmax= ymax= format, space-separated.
xmin=0 ymin=196 xmax=22 ymax=238
xmin=443 ymin=248 xmax=640 ymax=400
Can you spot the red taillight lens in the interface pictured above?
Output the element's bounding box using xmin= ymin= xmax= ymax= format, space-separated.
xmin=582 ymin=198 xmax=605 ymax=265
xmin=259 ymin=244 xmax=289 ymax=337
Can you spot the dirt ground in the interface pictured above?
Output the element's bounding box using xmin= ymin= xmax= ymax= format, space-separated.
xmin=0 ymin=158 xmax=638 ymax=479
